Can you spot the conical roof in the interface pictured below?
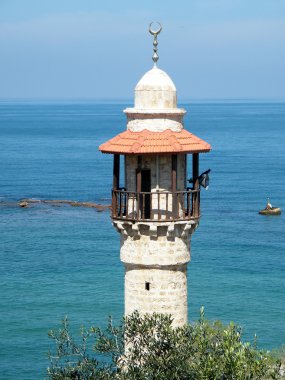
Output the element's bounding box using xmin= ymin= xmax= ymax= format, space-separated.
xmin=99 ymin=129 xmax=211 ymax=155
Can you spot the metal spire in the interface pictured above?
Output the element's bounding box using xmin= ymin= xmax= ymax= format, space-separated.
xmin=149 ymin=22 xmax=162 ymax=67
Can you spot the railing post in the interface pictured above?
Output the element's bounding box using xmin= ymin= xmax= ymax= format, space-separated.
xmin=142 ymin=193 xmax=145 ymax=220
xmin=133 ymin=193 xmax=136 ymax=219
xmin=150 ymin=193 xmax=154 ymax=219
xmin=158 ymin=192 xmax=161 ymax=220
xmin=187 ymin=191 xmax=190 ymax=218
xmin=125 ymin=192 xmax=128 ymax=217
xmin=119 ymin=191 xmax=122 ymax=217
xmin=166 ymin=192 xmax=169 ymax=220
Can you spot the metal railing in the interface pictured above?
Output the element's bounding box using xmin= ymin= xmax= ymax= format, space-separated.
xmin=112 ymin=189 xmax=200 ymax=222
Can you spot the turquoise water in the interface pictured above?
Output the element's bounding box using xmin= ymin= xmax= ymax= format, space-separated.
xmin=0 ymin=101 xmax=284 ymax=379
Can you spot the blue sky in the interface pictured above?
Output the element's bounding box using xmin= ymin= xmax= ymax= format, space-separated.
xmin=0 ymin=0 xmax=285 ymax=100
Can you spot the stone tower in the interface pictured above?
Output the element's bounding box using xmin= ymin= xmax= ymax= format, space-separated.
xmin=99 ymin=25 xmax=211 ymax=327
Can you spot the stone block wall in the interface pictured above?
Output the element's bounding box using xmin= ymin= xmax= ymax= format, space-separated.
xmin=116 ymin=220 xmax=197 ymax=327
xmin=124 ymin=263 xmax=188 ymax=327
xmin=120 ymin=227 xmax=191 ymax=266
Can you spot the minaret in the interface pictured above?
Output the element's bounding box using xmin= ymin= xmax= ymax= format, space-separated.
xmin=99 ymin=24 xmax=211 ymax=327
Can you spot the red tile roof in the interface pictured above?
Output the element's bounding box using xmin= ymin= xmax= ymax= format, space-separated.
xmin=99 ymin=129 xmax=211 ymax=154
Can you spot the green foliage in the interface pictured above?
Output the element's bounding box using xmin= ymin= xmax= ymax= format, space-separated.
xmin=47 ymin=309 xmax=284 ymax=380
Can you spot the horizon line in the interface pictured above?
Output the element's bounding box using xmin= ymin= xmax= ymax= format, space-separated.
xmin=1 ymin=97 xmax=285 ymax=104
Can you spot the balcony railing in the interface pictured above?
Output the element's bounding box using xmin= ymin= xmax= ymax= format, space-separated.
xmin=112 ymin=189 xmax=200 ymax=222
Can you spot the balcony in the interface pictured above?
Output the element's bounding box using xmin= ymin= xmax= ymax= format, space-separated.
xmin=112 ymin=188 xmax=200 ymax=222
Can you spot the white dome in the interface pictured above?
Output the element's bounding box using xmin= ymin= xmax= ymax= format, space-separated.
xmin=134 ymin=67 xmax=177 ymax=109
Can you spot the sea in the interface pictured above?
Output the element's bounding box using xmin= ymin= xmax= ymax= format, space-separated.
xmin=0 ymin=100 xmax=284 ymax=379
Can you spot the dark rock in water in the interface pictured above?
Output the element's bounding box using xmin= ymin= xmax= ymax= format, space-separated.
xmin=19 ymin=201 xmax=28 ymax=208
xmin=17 ymin=198 xmax=111 ymax=211
xmin=70 ymin=202 xmax=81 ymax=207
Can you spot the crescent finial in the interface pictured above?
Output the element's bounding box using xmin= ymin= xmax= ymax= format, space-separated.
xmin=149 ymin=22 xmax=162 ymax=66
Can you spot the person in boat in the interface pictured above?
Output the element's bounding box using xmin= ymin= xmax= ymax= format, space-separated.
xmin=265 ymin=198 xmax=273 ymax=210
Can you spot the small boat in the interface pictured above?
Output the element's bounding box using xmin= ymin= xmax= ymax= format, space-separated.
xmin=259 ymin=207 xmax=281 ymax=215
xmin=259 ymin=199 xmax=281 ymax=215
